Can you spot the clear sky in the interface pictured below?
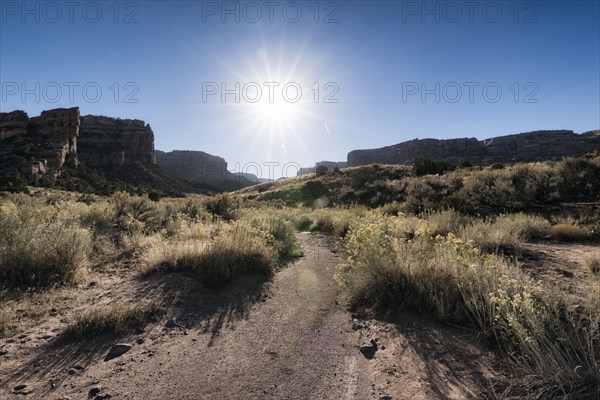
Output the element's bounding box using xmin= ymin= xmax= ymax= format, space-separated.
xmin=1 ymin=0 xmax=599 ymax=177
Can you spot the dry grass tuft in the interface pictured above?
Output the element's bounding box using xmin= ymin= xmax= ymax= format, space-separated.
xmin=64 ymin=300 xmax=161 ymax=337
xmin=550 ymin=223 xmax=589 ymax=242
xmin=586 ymin=254 xmax=600 ymax=276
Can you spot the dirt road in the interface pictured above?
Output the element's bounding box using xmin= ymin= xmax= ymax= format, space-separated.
xmin=1 ymin=232 xmax=503 ymax=399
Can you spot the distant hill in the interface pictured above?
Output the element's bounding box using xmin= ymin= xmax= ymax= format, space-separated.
xmin=155 ymin=150 xmax=255 ymax=192
xmin=347 ymin=130 xmax=600 ymax=167
xmin=231 ymin=172 xmax=272 ymax=183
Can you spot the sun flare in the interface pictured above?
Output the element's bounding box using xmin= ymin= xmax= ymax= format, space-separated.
xmin=255 ymin=98 xmax=296 ymax=123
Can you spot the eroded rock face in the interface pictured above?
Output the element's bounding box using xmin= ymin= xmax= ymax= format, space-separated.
xmin=155 ymin=150 xmax=229 ymax=184
xmin=0 ymin=110 xmax=29 ymax=140
xmin=0 ymin=107 xmax=80 ymax=177
xmin=347 ymin=130 xmax=600 ymax=167
xmin=78 ymin=115 xmax=155 ymax=167
xmin=0 ymin=108 xmax=156 ymax=182
xmin=155 ymin=150 xmax=252 ymax=191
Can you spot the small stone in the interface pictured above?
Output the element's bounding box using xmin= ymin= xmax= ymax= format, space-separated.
xmin=165 ymin=318 xmax=178 ymax=329
xmin=359 ymin=339 xmax=378 ymax=359
xmin=134 ymin=326 xmax=145 ymax=334
xmin=136 ymin=338 xmax=145 ymax=345
xmin=105 ymin=343 xmax=132 ymax=361
xmin=380 ymin=395 xmax=392 ymax=400
xmin=351 ymin=319 xmax=365 ymax=330
xmin=14 ymin=384 xmax=27 ymax=391
xmin=88 ymin=385 xmax=102 ymax=397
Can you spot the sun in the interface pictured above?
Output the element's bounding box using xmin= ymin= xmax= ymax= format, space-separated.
xmin=255 ymin=98 xmax=296 ymax=124
xmin=210 ymin=35 xmax=342 ymax=164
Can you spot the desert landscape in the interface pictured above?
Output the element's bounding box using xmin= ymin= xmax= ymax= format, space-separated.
xmin=1 ymin=1 xmax=599 ymax=399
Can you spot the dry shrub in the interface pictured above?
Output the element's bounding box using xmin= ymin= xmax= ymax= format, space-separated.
xmin=337 ymin=213 xmax=600 ymax=398
xmin=0 ymin=197 xmax=91 ymax=288
xmin=141 ymin=220 xmax=276 ymax=287
xmin=550 ymin=224 xmax=589 ymax=242
xmin=585 ymin=254 xmax=600 ymax=275
xmin=65 ymin=301 xmax=161 ymax=337
xmin=460 ymin=213 xmax=550 ymax=255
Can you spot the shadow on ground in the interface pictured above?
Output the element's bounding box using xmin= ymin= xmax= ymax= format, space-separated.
xmin=0 ymin=271 xmax=270 ymax=396
xmin=379 ymin=311 xmax=506 ymax=399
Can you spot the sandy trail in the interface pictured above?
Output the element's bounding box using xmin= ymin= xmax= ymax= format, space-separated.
xmin=1 ymin=232 xmax=503 ymax=399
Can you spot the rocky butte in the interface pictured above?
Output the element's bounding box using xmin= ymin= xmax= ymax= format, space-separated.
xmin=78 ymin=115 xmax=155 ymax=168
xmin=347 ymin=130 xmax=600 ymax=167
xmin=0 ymin=107 xmax=156 ymax=178
xmin=0 ymin=107 xmax=80 ymax=177
xmin=155 ymin=150 xmax=252 ymax=191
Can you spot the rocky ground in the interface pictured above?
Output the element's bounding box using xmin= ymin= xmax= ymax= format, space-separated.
xmin=1 ymin=233 xmax=511 ymax=399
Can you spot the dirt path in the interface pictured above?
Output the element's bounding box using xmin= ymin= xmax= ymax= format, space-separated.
xmin=521 ymin=241 xmax=600 ymax=299
xmin=1 ymin=232 xmax=504 ymax=399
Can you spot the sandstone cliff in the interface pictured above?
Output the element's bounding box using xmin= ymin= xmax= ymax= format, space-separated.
xmin=155 ymin=150 xmax=252 ymax=191
xmin=0 ymin=108 xmax=157 ymax=180
xmin=0 ymin=107 xmax=80 ymax=177
xmin=347 ymin=130 xmax=600 ymax=167
xmin=78 ymin=115 xmax=155 ymax=167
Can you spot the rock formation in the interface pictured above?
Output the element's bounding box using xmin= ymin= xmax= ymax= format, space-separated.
xmin=155 ymin=150 xmax=251 ymax=191
xmin=0 ymin=107 xmax=253 ymax=193
xmin=78 ymin=115 xmax=155 ymax=167
xmin=347 ymin=130 xmax=600 ymax=167
xmin=0 ymin=110 xmax=29 ymax=140
xmin=0 ymin=107 xmax=158 ymax=180
xmin=0 ymin=107 xmax=80 ymax=177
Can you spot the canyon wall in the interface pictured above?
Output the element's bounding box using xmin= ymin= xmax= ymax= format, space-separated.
xmin=78 ymin=115 xmax=155 ymax=167
xmin=0 ymin=108 xmax=156 ymax=178
xmin=347 ymin=130 xmax=600 ymax=167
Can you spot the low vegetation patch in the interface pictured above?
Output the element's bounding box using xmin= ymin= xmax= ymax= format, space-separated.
xmin=64 ymin=300 xmax=161 ymax=337
xmin=549 ymin=223 xmax=589 ymax=242
xmin=336 ymin=211 xmax=600 ymax=398
xmin=586 ymin=254 xmax=600 ymax=276
xmin=0 ymin=195 xmax=91 ymax=288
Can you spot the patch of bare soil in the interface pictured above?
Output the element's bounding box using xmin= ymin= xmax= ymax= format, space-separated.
xmin=520 ymin=240 xmax=600 ymax=298
xmin=0 ymin=233 xmax=507 ymax=399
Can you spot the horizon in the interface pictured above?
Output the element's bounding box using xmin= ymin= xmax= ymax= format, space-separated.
xmin=1 ymin=1 xmax=599 ymax=177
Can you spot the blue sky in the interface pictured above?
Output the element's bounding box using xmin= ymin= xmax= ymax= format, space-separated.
xmin=1 ymin=1 xmax=599 ymax=177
